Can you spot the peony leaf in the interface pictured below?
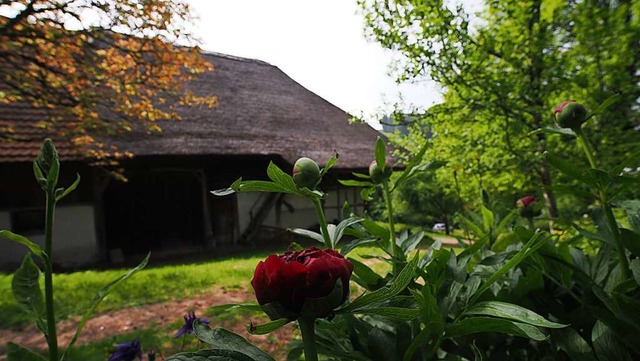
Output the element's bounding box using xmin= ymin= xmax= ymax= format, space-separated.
xmin=445 ymin=317 xmax=548 ymax=341
xmin=165 ymin=349 xmax=255 ymax=361
xmin=6 ymin=343 xmax=47 ymax=361
xmin=0 ymin=231 xmax=44 ymax=259
xmin=464 ymin=301 xmax=567 ymax=328
xmin=246 ymin=318 xmax=290 ymax=335
xmin=193 ymin=323 xmax=274 ymax=361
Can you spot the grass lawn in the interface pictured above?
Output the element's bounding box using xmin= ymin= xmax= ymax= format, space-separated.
xmin=0 ymin=246 xmax=391 ymax=328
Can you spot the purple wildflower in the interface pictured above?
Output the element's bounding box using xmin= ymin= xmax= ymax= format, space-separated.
xmin=108 ymin=340 xmax=142 ymax=361
xmin=175 ymin=311 xmax=210 ymax=338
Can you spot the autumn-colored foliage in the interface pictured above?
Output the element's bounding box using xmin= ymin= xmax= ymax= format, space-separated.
xmin=0 ymin=0 xmax=217 ymax=162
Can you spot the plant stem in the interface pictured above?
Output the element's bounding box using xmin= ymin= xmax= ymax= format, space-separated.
xmin=576 ymin=129 xmax=631 ymax=280
xmin=382 ymin=181 xmax=399 ymax=275
xmin=44 ymin=190 xmax=58 ymax=361
xmin=576 ymin=129 xmax=597 ymax=169
xmin=298 ymin=317 xmax=318 ymax=361
xmin=312 ymin=198 xmax=332 ymax=249
xmin=601 ymin=192 xmax=631 ymax=280
xmin=526 ymin=217 xmax=535 ymax=231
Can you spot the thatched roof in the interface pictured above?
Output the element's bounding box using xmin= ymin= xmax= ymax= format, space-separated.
xmin=1 ymin=51 xmax=381 ymax=169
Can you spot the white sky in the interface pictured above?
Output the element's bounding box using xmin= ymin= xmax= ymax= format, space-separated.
xmin=184 ymin=0 xmax=445 ymax=128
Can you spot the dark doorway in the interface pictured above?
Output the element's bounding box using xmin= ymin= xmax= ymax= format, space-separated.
xmin=104 ymin=170 xmax=204 ymax=255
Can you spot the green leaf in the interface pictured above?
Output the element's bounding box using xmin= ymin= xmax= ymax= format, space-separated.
xmin=445 ymin=317 xmax=547 ymax=341
xmin=398 ymin=231 xmax=425 ymax=254
xmin=209 ymin=303 xmax=262 ymax=314
xmin=354 ymin=307 xmax=420 ymax=320
xmin=495 ymin=210 xmax=517 ymax=236
xmin=590 ymin=94 xmax=621 ymax=117
xmin=266 ymin=161 xmax=298 ymax=193
xmin=375 ymin=136 xmax=386 ymax=169
xmin=193 ymin=323 xmax=275 ymax=361
xmin=392 ymin=141 xmax=429 ymax=191
xmin=551 ymin=184 xmax=595 ymax=199
xmin=545 ymin=152 xmax=597 ymax=187
xmin=592 ymin=321 xmax=633 ymax=361
xmin=165 ymin=349 xmax=255 ymax=361
xmin=46 ymin=156 xmax=60 ymax=190
xmin=457 ymin=213 xmax=486 ymax=239
xmin=403 ymin=326 xmax=435 ymax=361
xmin=348 ymin=257 xmax=384 ymax=289
xmin=234 ymin=180 xmax=294 ymax=194
xmin=55 ymin=174 xmax=81 ymax=201
xmin=611 ymin=148 xmax=640 ymax=176
xmin=338 ymin=179 xmax=374 ymax=187
xmin=552 ymin=327 xmax=597 ymax=361
xmin=287 ymin=228 xmax=324 ymax=244
xmin=340 ymin=237 xmax=378 ymax=256
xmin=330 ymin=217 xmax=364 ymax=248
xmin=32 ymin=161 xmax=46 ymax=188
xmin=619 ymin=228 xmax=640 ymax=257
xmin=360 ymin=219 xmax=390 ymax=242
xmin=464 ymin=301 xmax=567 ymax=328
xmin=470 ymin=232 xmax=549 ymax=304
xmin=616 ymin=200 xmax=640 ymax=234
xmin=480 ymin=205 xmax=494 ymax=233
xmin=60 ymin=253 xmax=150 ymax=361
xmin=530 ymin=125 xmax=577 ymax=137
xmin=11 ymin=254 xmax=46 ymax=336
xmin=338 ymin=253 xmax=418 ymax=312
xmin=0 ymin=230 xmax=44 ymax=259
xmin=573 ymin=224 xmax=609 ymax=244
xmin=6 ymin=342 xmax=47 ymax=361
xmin=246 ymin=318 xmax=290 ymax=335
xmin=320 ymin=151 xmax=339 ymax=177
xmin=631 ymin=259 xmax=640 ymax=285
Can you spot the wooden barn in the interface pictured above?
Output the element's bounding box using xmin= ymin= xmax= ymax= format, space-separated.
xmin=0 ymin=51 xmax=380 ymax=269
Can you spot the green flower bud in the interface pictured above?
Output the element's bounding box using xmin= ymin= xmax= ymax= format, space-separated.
xmin=292 ymin=157 xmax=321 ymax=190
xmin=36 ymin=138 xmax=59 ymax=176
xmin=369 ymin=160 xmax=392 ymax=184
xmin=554 ymin=100 xmax=588 ymax=130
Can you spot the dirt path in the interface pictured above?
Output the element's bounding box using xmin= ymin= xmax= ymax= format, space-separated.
xmin=0 ymin=286 xmax=295 ymax=360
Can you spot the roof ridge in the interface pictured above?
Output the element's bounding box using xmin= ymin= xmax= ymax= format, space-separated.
xmin=200 ymin=50 xmax=272 ymax=66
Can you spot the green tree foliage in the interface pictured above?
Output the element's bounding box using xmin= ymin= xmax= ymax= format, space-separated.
xmin=391 ymin=168 xmax=458 ymax=233
xmin=360 ymin=0 xmax=640 ymax=219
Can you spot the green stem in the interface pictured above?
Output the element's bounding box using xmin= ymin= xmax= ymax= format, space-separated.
xmin=44 ymin=190 xmax=58 ymax=361
xmin=312 ymin=198 xmax=332 ymax=249
xmin=298 ymin=317 xmax=318 ymax=361
xmin=601 ymin=191 xmax=631 ymax=280
xmin=526 ymin=217 xmax=535 ymax=231
xmin=576 ymin=129 xmax=597 ymax=169
xmin=382 ymin=181 xmax=399 ymax=275
xmin=577 ymin=129 xmax=630 ymax=280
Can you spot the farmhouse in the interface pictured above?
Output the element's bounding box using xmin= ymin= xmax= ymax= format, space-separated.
xmin=0 ymin=51 xmax=380 ymax=269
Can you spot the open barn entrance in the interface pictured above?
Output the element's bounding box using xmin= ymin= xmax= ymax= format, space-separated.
xmin=103 ymin=170 xmax=204 ymax=257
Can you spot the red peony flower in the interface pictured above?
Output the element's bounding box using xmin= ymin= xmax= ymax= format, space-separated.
xmin=251 ymin=247 xmax=353 ymax=320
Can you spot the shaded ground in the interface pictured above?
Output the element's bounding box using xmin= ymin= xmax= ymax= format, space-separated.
xmin=0 ymin=286 xmax=295 ymax=360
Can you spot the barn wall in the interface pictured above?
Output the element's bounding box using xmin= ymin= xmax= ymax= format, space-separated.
xmin=0 ymin=205 xmax=98 ymax=269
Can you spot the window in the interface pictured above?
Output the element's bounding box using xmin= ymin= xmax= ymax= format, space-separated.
xmin=10 ymin=209 xmax=46 ymax=235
